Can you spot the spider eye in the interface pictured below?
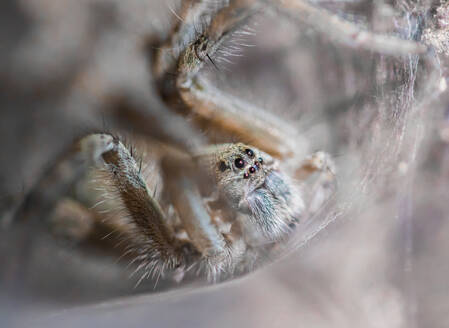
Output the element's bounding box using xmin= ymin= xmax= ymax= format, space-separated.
xmin=258 ymin=157 xmax=263 ymax=164
xmin=245 ymin=148 xmax=254 ymax=157
xmin=234 ymin=158 xmax=245 ymax=169
xmin=218 ymin=161 xmax=228 ymax=172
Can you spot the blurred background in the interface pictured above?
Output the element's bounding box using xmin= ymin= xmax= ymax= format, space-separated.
xmin=1 ymin=0 xmax=449 ymax=327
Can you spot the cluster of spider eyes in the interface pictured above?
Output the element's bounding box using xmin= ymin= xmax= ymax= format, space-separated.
xmin=218 ymin=148 xmax=264 ymax=179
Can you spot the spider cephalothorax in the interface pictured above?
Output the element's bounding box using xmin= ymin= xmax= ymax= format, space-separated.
xmin=198 ymin=143 xmax=304 ymax=243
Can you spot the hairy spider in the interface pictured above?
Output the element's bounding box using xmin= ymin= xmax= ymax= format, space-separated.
xmin=15 ymin=130 xmax=334 ymax=283
xmin=8 ymin=0 xmax=429 ymax=286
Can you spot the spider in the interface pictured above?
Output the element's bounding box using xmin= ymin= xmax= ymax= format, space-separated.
xmin=70 ymin=133 xmax=334 ymax=282
xmin=8 ymin=0 xmax=428 ymax=286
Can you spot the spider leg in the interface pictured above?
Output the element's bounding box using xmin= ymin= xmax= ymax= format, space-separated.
xmin=295 ymin=151 xmax=335 ymax=181
xmin=152 ymin=0 xmax=298 ymax=158
xmin=12 ymin=133 xmax=111 ymax=224
xmin=153 ymin=0 xmax=259 ymax=91
xmin=179 ymin=77 xmax=299 ymax=159
xmin=295 ymin=151 xmax=337 ymax=215
xmin=49 ymin=198 xmax=97 ymax=242
xmin=268 ymin=0 xmax=427 ymax=57
xmin=162 ymin=164 xmax=226 ymax=258
xmin=152 ymin=0 xmax=429 ymax=161
xmin=84 ymin=134 xmax=203 ymax=271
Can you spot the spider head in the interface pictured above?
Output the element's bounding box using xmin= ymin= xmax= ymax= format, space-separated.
xmin=209 ymin=143 xmax=303 ymax=241
xmin=213 ymin=143 xmax=268 ymax=198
